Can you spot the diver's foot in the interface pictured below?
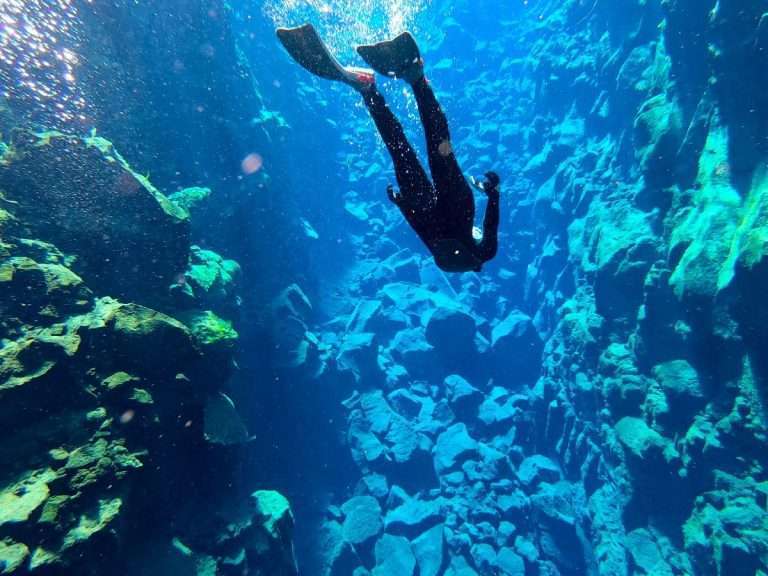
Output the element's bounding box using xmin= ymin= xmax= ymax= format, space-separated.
xmin=343 ymin=67 xmax=376 ymax=91
xmin=401 ymin=57 xmax=425 ymax=84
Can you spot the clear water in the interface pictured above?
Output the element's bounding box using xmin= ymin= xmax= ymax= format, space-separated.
xmin=1 ymin=1 xmax=767 ymax=575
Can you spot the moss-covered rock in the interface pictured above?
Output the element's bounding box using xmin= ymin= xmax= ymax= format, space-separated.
xmin=0 ymin=539 xmax=28 ymax=574
xmin=168 ymin=186 xmax=212 ymax=213
xmin=569 ymin=197 xmax=658 ymax=319
xmin=0 ymin=256 xmax=92 ymax=324
xmin=634 ymin=85 xmax=683 ymax=186
xmin=669 ymin=120 xmax=768 ymax=297
xmin=684 ymin=472 xmax=768 ymax=575
xmin=182 ymin=310 xmax=238 ymax=350
xmin=173 ymin=246 xmax=241 ymax=316
xmin=0 ymin=469 xmax=57 ymax=527
xmin=74 ymin=298 xmax=199 ymax=378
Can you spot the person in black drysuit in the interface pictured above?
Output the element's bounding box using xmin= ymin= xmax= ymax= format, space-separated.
xmin=352 ymin=64 xmax=500 ymax=273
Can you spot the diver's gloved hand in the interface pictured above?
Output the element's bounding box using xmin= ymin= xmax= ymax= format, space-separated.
xmin=386 ymin=184 xmax=402 ymax=204
xmin=482 ymin=171 xmax=500 ymax=196
xmin=471 ymin=171 xmax=500 ymax=197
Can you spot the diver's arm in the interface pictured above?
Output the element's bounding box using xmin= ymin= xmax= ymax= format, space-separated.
xmin=476 ymin=172 xmax=500 ymax=261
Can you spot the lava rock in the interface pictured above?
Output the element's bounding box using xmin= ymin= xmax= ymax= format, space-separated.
xmin=517 ymin=455 xmax=561 ymax=491
xmin=341 ymin=496 xmax=384 ymax=547
xmin=434 ymin=423 xmax=479 ymax=474
xmin=372 ymin=534 xmax=416 ymax=576
xmin=411 ymin=524 xmax=446 ymax=576
xmin=490 ymin=310 xmax=543 ymax=384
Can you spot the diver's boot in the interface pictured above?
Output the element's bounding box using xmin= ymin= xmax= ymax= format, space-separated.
xmin=342 ymin=66 xmax=376 ymax=92
xmin=357 ymin=32 xmax=424 ymax=84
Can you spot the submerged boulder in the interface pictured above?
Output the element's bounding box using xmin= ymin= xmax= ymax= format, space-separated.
xmin=372 ymin=534 xmax=416 ymax=576
xmin=434 ymin=423 xmax=478 ymax=474
xmin=490 ymin=310 xmax=543 ymax=384
xmin=341 ymin=496 xmax=383 ymax=547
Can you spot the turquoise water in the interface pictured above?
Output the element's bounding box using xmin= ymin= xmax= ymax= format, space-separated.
xmin=1 ymin=1 xmax=767 ymax=575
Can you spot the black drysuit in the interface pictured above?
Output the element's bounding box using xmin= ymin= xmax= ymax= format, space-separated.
xmin=361 ymin=77 xmax=499 ymax=272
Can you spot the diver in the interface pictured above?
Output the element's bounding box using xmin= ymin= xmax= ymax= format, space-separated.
xmin=277 ymin=24 xmax=500 ymax=272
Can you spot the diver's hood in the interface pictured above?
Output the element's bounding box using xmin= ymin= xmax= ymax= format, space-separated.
xmin=430 ymin=238 xmax=483 ymax=272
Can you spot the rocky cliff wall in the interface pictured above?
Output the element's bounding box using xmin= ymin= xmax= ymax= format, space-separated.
xmin=0 ymin=127 xmax=299 ymax=575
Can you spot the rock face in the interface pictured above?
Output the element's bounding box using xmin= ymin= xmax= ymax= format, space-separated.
xmin=0 ymin=126 xmax=297 ymax=574
xmin=0 ymin=130 xmax=190 ymax=304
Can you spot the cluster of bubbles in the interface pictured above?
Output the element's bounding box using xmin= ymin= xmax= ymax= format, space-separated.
xmin=0 ymin=0 xmax=89 ymax=125
xmin=263 ymin=0 xmax=430 ymax=58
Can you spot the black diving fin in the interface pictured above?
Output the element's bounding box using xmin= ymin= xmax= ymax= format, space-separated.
xmin=277 ymin=23 xmax=374 ymax=88
xmin=356 ymin=32 xmax=422 ymax=79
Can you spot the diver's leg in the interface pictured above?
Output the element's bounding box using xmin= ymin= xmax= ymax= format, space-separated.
xmin=361 ymin=87 xmax=435 ymax=212
xmin=410 ymin=77 xmax=474 ymax=225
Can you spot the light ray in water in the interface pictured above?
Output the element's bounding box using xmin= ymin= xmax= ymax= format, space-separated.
xmin=263 ymin=0 xmax=431 ymax=57
xmin=0 ymin=0 xmax=89 ymax=126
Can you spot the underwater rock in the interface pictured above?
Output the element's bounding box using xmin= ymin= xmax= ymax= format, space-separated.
xmin=315 ymin=520 xmax=358 ymax=576
xmin=517 ymin=455 xmax=561 ymax=491
xmin=0 ymin=257 xmax=93 ymax=325
xmin=634 ymin=93 xmax=683 ymax=189
xmin=668 ymin=120 xmax=768 ymax=298
xmin=625 ymin=528 xmax=675 ymax=576
xmin=250 ymin=490 xmax=298 ymax=576
xmin=444 ymin=374 xmax=483 ymax=418
xmin=683 ymin=472 xmax=768 ymax=576
xmin=568 ymin=197 xmax=658 ymax=321
xmin=182 ymin=310 xmax=239 ymax=350
xmin=490 ymin=310 xmax=543 ymax=384
xmin=531 ymin=481 xmax=588 ymax=574
xmin=337 ymin=332 xmax=379 ymax=385
xmin=77 ymin=298 xmax=199 ymax=378
xmin=271 ymin=284 xmax=321 ymax=372
xmin=168 ymin=186 xmax=212 ymax=214
xmin=497 ymin=547 xmax=526 ymax=575
xmin=411 ymin=524 xmax=445 ymax=576
xmin=424 ymin=307 xmax=478 ymax=369
xmin=203 ymin=392 xmax=249 ymax=445
xmin=0 ymin=130 xmax=190 ymax=303
xmin=384 ymin=491 xmax=443 ymax=537
xmin=470 ymin=542 xmax=497 ymax=573
xmin=0 ymin=539 xmax=28 ymax=574
xmin=0 ymin=469 xmax=56 ymax=527
xmin=372 ymin=534 xmax=416 ymax=576
xmin=176 ymin=245 xmax=241 ymax=316
xmin=434 ymin=423 xmax=478 ymax=474
xmin=645 ymin=359 xmax=705 ymax=432
xmin=614 ymin=417 xmax=676 ymax=464
xmin=341 ymin=495 xmax=383 ymax=547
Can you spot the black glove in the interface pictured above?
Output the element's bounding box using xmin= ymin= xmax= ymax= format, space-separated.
xmin=482 ymin=171 xmax=500 ymax=196
xmin=386 ymin=184 xmax=401 ymax=204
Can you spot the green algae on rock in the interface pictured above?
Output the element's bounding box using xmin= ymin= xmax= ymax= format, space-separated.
xmin=168 ymin=186 xmax=212 ymax=213
xmin=669 ymin=120 xmax=768 ymax=297
xmin=0 ymin=469 xmax=57 ymax=527
xmin=174 ymin=246 xmax=242 ymax=315
xmin=0 ymin=539 xmax=28 ymax=575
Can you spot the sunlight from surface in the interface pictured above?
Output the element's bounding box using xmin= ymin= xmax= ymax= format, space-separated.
xmin=0 ymin=0 xmax=87 ymax=124
xmin=263 ymin=0 xmax=431 ymax=57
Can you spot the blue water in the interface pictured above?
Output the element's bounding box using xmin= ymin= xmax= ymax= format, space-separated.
xmin=1 ymin=0 xmax=767 ymax=575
